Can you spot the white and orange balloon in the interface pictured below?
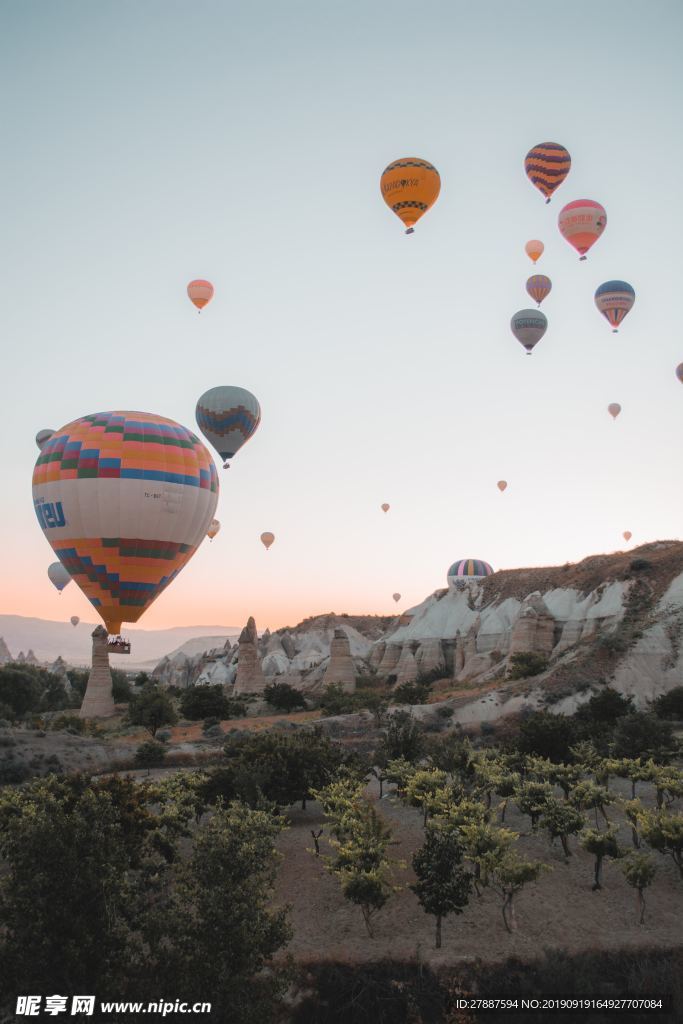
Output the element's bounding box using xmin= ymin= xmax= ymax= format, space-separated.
xmin=187 ymin=279 xmax=214 ymax=312
xmin=261 ymin=532 xmax=275 ymax=550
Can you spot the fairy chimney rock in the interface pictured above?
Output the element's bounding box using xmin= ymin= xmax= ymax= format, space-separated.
xmin=234 ymin=617 xmax=266 ymax=694
xmin=80 ymin=625 xmax=116 ymax=718
xmin=509 ymin=592 xmax=556 ymax=657
xmin=377 ymin=642 xmax=402 ymax=678
xmin=0 ymin=638 xmax=11 ymax=664
xmin=322 ymin=629 xmax=357 ymax=693
xmin=395 ymin=643 xmax=419 ymax=687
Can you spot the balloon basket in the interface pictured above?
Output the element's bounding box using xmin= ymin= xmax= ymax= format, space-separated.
xmin=107 ymin=636 xmax=131 ymax=655
xmin=545 ymin=198 xmax=551 ymax=204
xmin=579 ymin=256 xmax=587 ymax=261
xmin=405 ymin=227 xmax=415 ymax=235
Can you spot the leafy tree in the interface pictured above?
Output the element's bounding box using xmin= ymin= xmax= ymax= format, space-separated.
xmin=459 ymin=822 xmax=517 ymax=893
xmin=515 ymin=781 xmax=553 ymax=830
xmin=66 ymin=668 xmax=88 ymax=698
xmin=179 ymin=684 xmax=232 ymax=721
xmin=0 ymin=666 xmax=44 ymax=716
xmin=651 ymin=686 xmax=683 ymax=720
xmin=391 ymin=679 xmax=433 ymax=705
xmin=150 ymin=802 xmax=291 ymax=1022
xmin=507 ymin=653 xmax=548 ymax=679
xmin=404 ymin=768 xmax=449 ymax=826
xmin=620 ymin=853 xmax=656 ymax=924
xmin=489 ymin=853 xmax=546 ymax=933
xmin=134 ymin=741 xmax=167 ymax=769
xmin=376 ymin=711 xmax=425 ymax=765
xmin=426 ymin=733 xmax=475 ymax=778
xmin=111 ymin=669 xmax=133 ymax=703
xmin=623 ymin=799 xmax=644 ymax=849
xmin=638 ymin=810 xmax=683 ymax=880
xmin=127 ymin=685 xmax=178 ymax=737
xmin=569 ymin=781 xmax=615 ymax=829
xmin=320 ymin=683 xmax=356 ymax=716
xmin=611 ymin=713 xmax=678 ymax=763
xmin=134 ymin=671 xmax=151 ymax=687
xmin=580 ymin=826 xmax=622 ymax=890
xmin=574 ymin=688 xmax=634 ymax=730
xmin=618 ymin=758 xmax=656 ymax=799
xmin=411 ymin=823 xmax=472 ymax=948
xmin=263 ymin=681 xmax=307 ymax=712
xmin=515 ymin=711 xmax=577 ymax=762
xmin=539 ymin=798 xmax=585 ymax=859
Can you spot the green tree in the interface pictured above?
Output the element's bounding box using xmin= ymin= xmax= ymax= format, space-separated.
xmin=569 ymin=781 xmax=615 ymax=829
xmin=111 ymin=669 xmax=133 ymax=703
xmin=580 ymin=827 xmax=622 ymax=890
xmin=489 ymin=853 xmax=547 ymax=933
xmin=638 ymin=810 xmax=683 ymax=880
xmin=515 ymin=711 xmax=577 ymax=762
xmin=263 ymin=681 xmax=307 ymax=712
xmin=651 ymin=686 xmax=683 ymax=720
xmin=612 ymin=713 xmax=677 ymax=763
xmin=515 ymin=781 xmax=553 ymax=830
xmin=127 ymin=685 xmax=178 ymax=737
xmin=620 ymin=853 xmax=656 ymax=924
xmin=376 ymin=711 xmax=425 ymax=765
xmin=507 ymin=653 xmax=548 ymax=679
xmin=411 ymin=823 xmax=472 ymax=948
xmin=179 ymin=684 xmax=232 ymax=721
xmin=539 ymin=798 xmax=585 ymax=859
xmin=0 ymin=666 xmax=44 ymax=716
xmin=404 ymin=768 xmax=449 ymax=826
xmin=134 ymin=741 xmax=167 ymax=770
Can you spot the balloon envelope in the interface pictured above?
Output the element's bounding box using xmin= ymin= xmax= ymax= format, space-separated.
xmin=70 ymin=615 xmax=79 ymax=627
xmin=447 ymin=559 xmax=493 ymax=588
xmin=511 ymin=309 xmax=548 ymax=354
xmin=558 ymin=200 xmax=606 ymax=259
xmin=595 ymin=281 xmax=635 ymax=332
xmin=392 ymin=592 xmax=401 ymax=603
xmin=261 ymin=532 xmax=275 ymax=550
xmin=380 ymin=157 xmax=440 ymax=233
xmin=33 ymin=411 xmax=219 ymax=634
xmin=196 ymin=386 xmax=261 ymax=466
xmin=525 ymin=240 xmax=544 ymax=263
xmin=497 ymin=480 xmax=507 ymax=492
xmin=187 ymin=279 xmax=214 ymax=310
xmin=526 ymin=275 xmax=552 ymax=306
xmin=623 ymin=531 xmax=632 ymax=542
xmin=524 ymin=142 xmax=571 ymax=202
xmin=381 ymin=503 xmax=390 ymax=513
xmin=36 ymin=429 xmax=55 ymax=451
xmin=207 ymin=518 xmax=221 ymax=540
xmin=608 ymin=403 xmax=622 ymax=420
xmin=677 ymin=363 xmax=683 ymax=384
xmin=48 ymin=562 xmax=71 ymax=592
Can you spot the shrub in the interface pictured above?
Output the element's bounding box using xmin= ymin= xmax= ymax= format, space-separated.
xmin=507 ymin=653 xmax=549 ymax=679
xmin=612 ymin=713 xmax=677 ymax=762
xmin=391 ymin=680 xmax=432 ymax=705
xmin=513 ymin=711 xmax=577 ymax=762
xmin=50 ymin=714 xmax=85 ymax=733
xmin=263 ymin=682 xmax=307 ymax=712
xmin=111 ymin=670 xmax=132 ymax=703
xmin=651 ymin=687 xmax=683 ymax=720
xmin=179 ymin=685 xmax=232 ymax=721
xmin=630 ymin=559 xmax=652 ymax=572
xmin=127 ymin=686 xmax=178 ymax=737
xmin=134 ymin=741 xmax=167 ymax=768
xmin=320 ymin=684 xmax=356 ymax=716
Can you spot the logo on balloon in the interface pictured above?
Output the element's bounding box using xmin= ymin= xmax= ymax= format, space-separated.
xmin=34 ymin=499 xmax=66 ymax=530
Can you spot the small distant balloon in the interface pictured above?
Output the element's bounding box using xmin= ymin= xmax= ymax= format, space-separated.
xmin=524 ymin=142 xmax=571 ymax=203
xmin=261 ymin=532 xmax=275 ymax=550
xmin=595 ymin=281 xmax=635 ymax=332
xmin=380 ymin=157 xmax=440 ymax=234
xmin=511 ymin=309 xmax=548 ymax=355
xmin=187 ymin=279 xmax=214 ymax=312
xmin=526 ymin=275 xmax=552 ymax=306
xmin=623 ymin=531 xmax=632 ymax=542
xmin=525 ymin=240 xmax=544 ymax=264
xmin=70 ymin=615 xmax=79 ymax=627
xmin=381 ymin=503 xmax=390 ymax=513
xmin=35 ymin=429 xmax=54 ymax=451
xmin=676 ymin=363 xmax=683 ymax=384
xmin=497 ymin=480 xmax=507 ymax=492
xmin=207 ymin=518 xmax=221 ymax=541
xmin=48 ymin=562 xmax=71 ymax=593
xmin=608 ymin=403 xmax=622 ymax=420
xmin=392 ymin=592 xmax=401 ymax=603
xmin=196 ymin=386 xmax=261 ymax=468
xmin=558 ymin=200 xmax=606 ymax=260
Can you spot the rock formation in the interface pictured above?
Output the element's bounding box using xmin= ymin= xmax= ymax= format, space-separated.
xmin=233 ymin=617 xmax=266 ymax=695
xmin=508 ymin=593 xmax=556 ymax=658
xmin=395 ymin=643 xmax=419 ymax=686
xmin=415 ymin=637 xmax=445 ymax=676
xmin=24 ymin=649 xmax=39 ymax=666
xmin=376 ymin=643 xmax=402 ymax=678
xmin=322 ymin=629 xmax=357 ymax=693
xmin=0 ymin=637 xmax=12 ymax=664
xmin=79 ymin=626 xmax=116 ymax=718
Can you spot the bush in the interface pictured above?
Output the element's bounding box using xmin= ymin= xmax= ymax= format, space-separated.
xmin=134 ymin=741 xmax=167 ymax=768
xmin=513 ymin=711 xmax=578 ymax=762
xmin=127 ymin=686 xmax=178 ymax=737
xmin=507 ymin=653 xmax=549 ymax=679
xmin=0 ymin=667 xmax=45 ymax=716
xmin=179 ymin=685 xmax=232 ymax=721
xmin=392 ymin=679 xmax=432 ymax=705
xmin=612 ymin=713 xmax=677 ymax=762
xmin=320 ymin=684 xmax=356 ymax=716
xmin=376 ymin=712 xmax=425 ymax=765
xmin=630 ymin=559 xmax=652 ymax=572
xmin=263 ymin=682 xmax=307 ymax=713
xmin=111 ymin=670 xmax=132 ymax=703
xmin=50 ymin=714 xmax=85 ymax=733
xmin=651 ymin=687 xmax=683 ymax=720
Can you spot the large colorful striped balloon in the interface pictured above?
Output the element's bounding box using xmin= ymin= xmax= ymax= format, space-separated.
xmin=511 ymin=309 xmax=548 ymax=355
xmin=380 ymin=157 xmax=440 ymax=234
xmin=595 ymin=281 xmax=635 ymax=332
xmin=195 ymin=386 xmax=261 ymax=468
xmin=526 ymin=275 xmax=552 ymax=306
xmin=524 ymin=142 xmax=571 ymax=203
xmin=187 ymin=280 xmax=214 ymax=311
xmin=33 ymin=411 xmax=219 ymax=635
xmin=447 ymin=559 xmax=494 ymax=588
xmin=558 ymin=200 xmax=606 ymax=259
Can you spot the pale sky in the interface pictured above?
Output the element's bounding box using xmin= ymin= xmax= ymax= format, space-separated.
xmin=2 ymin=0 xmax=682 ymax=631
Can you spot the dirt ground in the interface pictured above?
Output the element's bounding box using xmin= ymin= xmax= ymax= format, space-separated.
xmin=273 ymin=776 xmax=683 ymax=967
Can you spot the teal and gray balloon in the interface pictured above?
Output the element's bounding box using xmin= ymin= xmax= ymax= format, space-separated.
xmin=511 ymin=309 xmax=548 ymax=355
xmin=195 ymin=386 xmax=261 ymax=468
xmin=47 ymin=561 xmax=71 ymax=593
xmin=35 ymin=429 xmax=55 ymax=451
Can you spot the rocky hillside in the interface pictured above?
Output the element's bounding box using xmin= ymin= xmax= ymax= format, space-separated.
xmin=151 ymin=542 xmax=683 ymax=720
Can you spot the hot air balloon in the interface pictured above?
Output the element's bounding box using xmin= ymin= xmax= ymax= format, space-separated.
xmin=524 ymin=143 xmax=571 ymax=203
xmin=261 ymin=532 xmax=275 ymax=550
xmin=608 ymin=403 xmax=621 ymax=420
xmin=381 ymin=503 xmax=390 ymax=513
xmin=558 ymin=200 xmax=606 ymax=260
xmin=525 ymin=240 xmax=544 ymax=264
xmin=47 ymin=561 xmax=71 ymax=593
xmin=511 ymin=309 xmax=548 ymax=355
xmin=677 ymin=364 xmax=683 ymax=384
xmin=36 ymin=429 xmax=55 ymax=451
xmin=380 ymin=157 xmax=440 ymax=234
xmin=195 ymin=386 xmax=261 ymax=468
xmin=187 ymin=279 xmax=214 ymax=312
xmin=623 ymin=531 xmax=632 ymax=542
xmin=70 ymin=615 xmax=79 ymax=627
xmin=207 ymin=518 xmax=221 ymax=541
xmin=392 ymin=592 xmax=401 ymax=603
xmin=595 ymin=281 xmax=635 ymax=332
xmin=447 ymin=559 xmax=493 ymax=590
xmin=497 ymin=480 xmax=507 ymax=492
xmin=33 ymin=411 xmax=219 ymax=637
xmin=526 ymin=275 xmax=552 ymax=306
